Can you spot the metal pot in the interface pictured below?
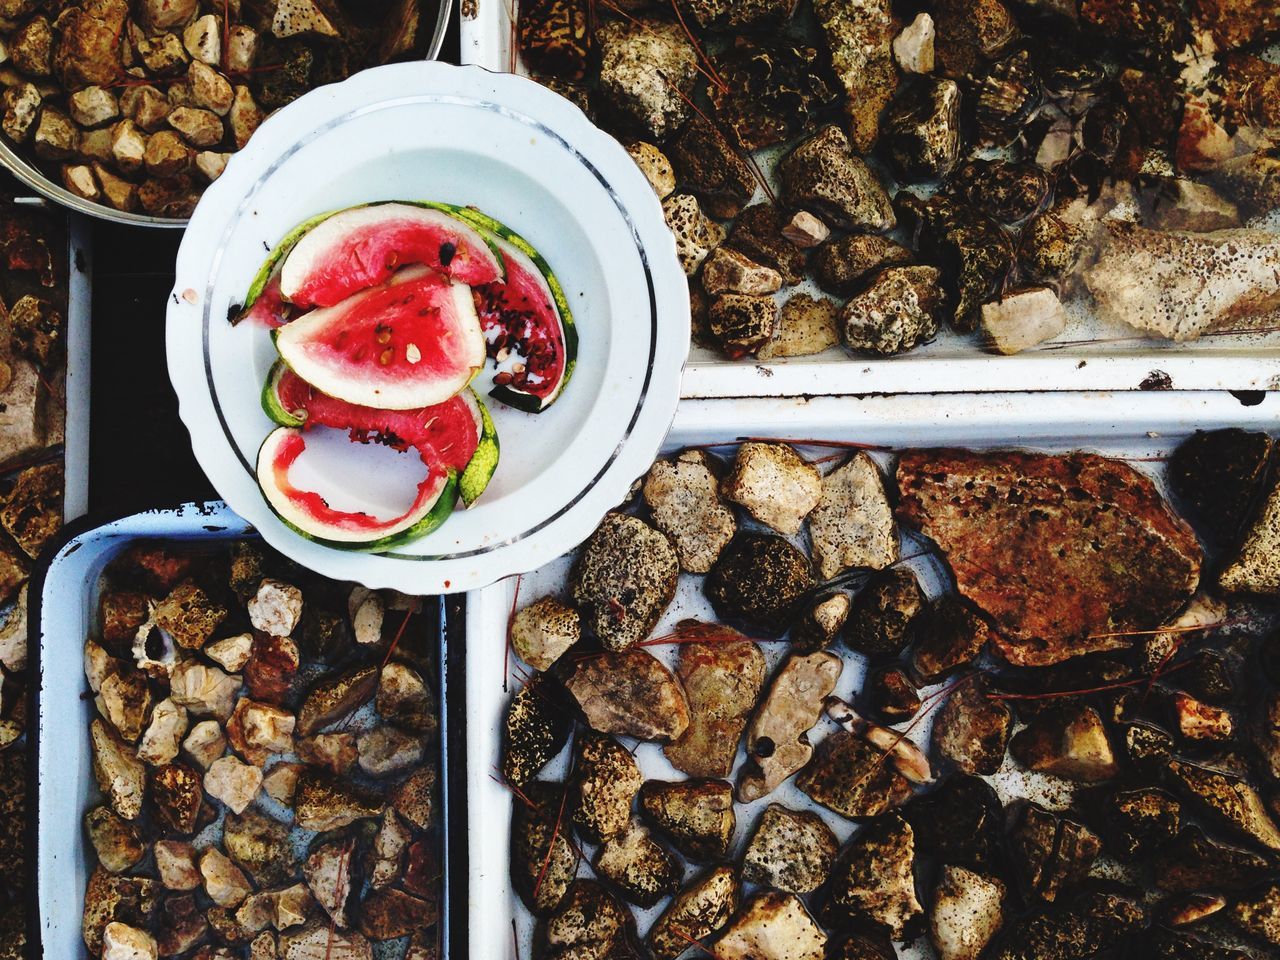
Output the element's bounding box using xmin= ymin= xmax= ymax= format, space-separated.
xmin=0 ymin=0 xmax=455 ymax=228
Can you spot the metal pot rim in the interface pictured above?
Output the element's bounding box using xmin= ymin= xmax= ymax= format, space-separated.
xmin=0 ymin=0 xmax=455 ymax=229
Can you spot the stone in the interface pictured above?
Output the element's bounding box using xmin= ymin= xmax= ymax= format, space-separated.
xmin=102 ymin=923 xmax=157 ymax=960
xmin=1085 ymin=224 xmax=1280 ymax=341
xmin=893 ymin=13 xmax=935 ymax=73
xmin=226 ymin=25 xmax=258 ymax=73
xmin=204 ymin=755 xmax=263 ymax=815
xmin=137 ymin=698 xmax=188 ymax=766
xmin=796 ymin=730 xmax=913 ymax=818
xmin=69 ymin=85 xmax=118 ymax=127
xmin=1230 ymin=883 xmax=1280 ymax=946
xmin=1166 ymin=758 xmax=1280 ymax=852
xmin=138 ymin=33 xmax=189 ymax=76
xmin=738 ymin=652 xmax=841 ymax=802
xmin=182 ymin=719 xmax=225 ymax=769
xmin=33 ymin=107 xmax=78 ymax=160
xmin=358 ymin=888 xmax=434 ymax=941
xmin=294 ymin=772 xmax=383 ymax=832
xmin=930 ymin=866 xmax=1005 ymax=960
xmin=298 ymin=732 xmax=357 ymax=776
xmin=542 ymin=881 xmax=635 ymax=958
xmin=53 ymin=4 xmax=126 ymax=88
xmin=842 ymin=265 xmax=943 ymax=355
xmin=303 ymin=838 xmax=356 ymax=927
xmin=931 ymin=0 xmax=1017 ymax=79
xmin=563 ymin=648 xmax=690 ymax=741
xmin=844 ymin=566 xmax=926 ymax=659
xmin=167 ymin=105 xmax=221 ymax=147
xmin=1010 ymin=704 xmax=1120 ymax=782
xmin=642 ymin=450 xmax=736 ymax=574
xmin=502 ymin=672 xmax=571 ymax=787
xmin=758 ymin=294 xmax=840 ymax=359
xmin=1143 ymin=178 xmax=1239 ymax=232
xmin=722 ymin=442 xmax=821 ymax=536
xmin=932 ymin=678 xmax=1011 ymax=775
xmin=640 ymin=778 xmax=734 ymax=860
xmin=717 ymin=892 xmax=827 ymax=960
xmin=206 ymin=633 xmax=253 ymax=673
xmin=896 ymin=449 xmax=1202 ymax=666
xmin=1009 ymin=804 xmax=1101 ymax=903
xmin=727 ymin=204 xmax=807 ymax=285
xmin=375 ymin=662 xmax=434 ymax=732
xmin=780 ymin=125 xmax=895 ymax=231
xmin=510 ymin=596 xmax=579 ymax=671
xmin=665 ymin=636 xmax=765 ymax=778
xmin=1153 ymin=826 xmax=1271 ymax=892
xmin=811 ymin=0 xmax=897 ymax=151
xmin=169 ymin=660 xmax=239 ymax=719
xmin=702 ymin=247 xmax=782 ymax=296
xmin=1220 ymin=476 xmax=1280 ymax=594
xmin=782 ymin=211 xmax=829 ymax=249
xmin=669 ymin=116 xmax=756 ymax=219
xmin=297 ymin=665 xmax=376 ymax=735
xmin=357 ymin=726 xmax=422 ymax=778
xmin=511 ymin=781 xmax=578 ymax=915
xmin=663 ymin=193 xmax=723 ymax=276
xmin=224 ymin=811 xmax=294 ymax=887
xmin=183 ymin=15 xmax=221 ymax=65
xmin=571 ymin=732 xmax=642 ymax=844
xmin=229 ymin=85 xmax=263 ymax=149
xmin=272 ymin=0 xmax=341 ymax=38
xmin=706 ymin=534 xmax=814 ymax=637
xmin=155 ymin=841 xmax=201 ymax=891
xmin=868 ymin=667 xmax=920 ymax=722
xmin=741 ymin=804 xmax=837 ymax=894
xmin=708 ymin=292 xmax=777 ymax=358
xmin=912 ymin=597 xmax=993 ymax=683
xmin=85 ymin=806 xmax=144 ymax=874
xmin=201 ymin=848 xmax=252 ymax=908
xmin=1 ymin=82 xmax=40 ymax=142
xmin=597 ymin=19 xmax=697 ymax=141
xmin=986 ymin=889 xmax=1145 ymax=960
xmin=10 ymin=15 xmax=51 ymax=77
xmin=808 ymin=452 xmax=897 ymax=580
xmin=91 ymin=719 xmax=145 ymax=820
xmin=571 ymin=513 xmax=678 ymax=651
xmin=882 ymin=78 xmax=961 ymax=181
xmin=626 ymin=141 xmax=675 ymax=199
xmin=279 ymin=924 xmax=371 ymax=959
xmin=1106 ymin=787 xmax=1181 ymax=859
xmin=649 ymin=866 xmax=738 ymax=960
xmin=828 ymin=814 xmax=922 ymax=938
xmin=813 ymin=234 xmax=913 ymax=297
xmin=593 ymin=821 xmax=681 ymax=907
xmin=981 ymin=284 xmax=1069 ymax=356
xmin=99 ymin=669 xmax=152 ymax=743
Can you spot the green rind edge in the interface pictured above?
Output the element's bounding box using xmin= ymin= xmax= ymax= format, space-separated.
xmin=421 ymin=202 xmax=578 ymax=410
xmin=241 ymin=209 xmax=341 ymax=314
xmin=459 ymin=390 xmax=500 ymax=507
xmin=261 ymin=360 xmax=304 ymax=428
xmin=258 ymin=425 xmax=460 ymax=552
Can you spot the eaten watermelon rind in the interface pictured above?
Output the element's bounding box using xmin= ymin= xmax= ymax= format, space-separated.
xmin=460 ymin=390 xmax=500 ymax=507
xmin=256 ymin=426 xmax=459 ymax=551
xmin=426 ymin=202 xmax=578 ymax=413
xmin=236 ymin=209 xmax=341 ymax=323
xmin=261 ymin=360 xmax=304 ymax=428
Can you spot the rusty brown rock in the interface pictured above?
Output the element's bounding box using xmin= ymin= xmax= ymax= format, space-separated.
xmin=896 ymin=449 xmax=1202 ymax=666
xmin=665 ymin=636 xmax=765 ymax=778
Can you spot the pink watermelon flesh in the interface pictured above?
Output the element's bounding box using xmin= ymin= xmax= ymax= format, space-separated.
xmin=238 ymin=270 xmax=295 ymax=327
xmin=274 ymin=367 xmax=481 ymax=473
xmin=281 ymin=204 xmax=503 ymax=309
xmin=274 ymin=266 xmax=485 ymax=410
xmin=265 ymin=429 xmax=449 ymax=536
xmin=473 ymin=250 xmax=566 ymax=403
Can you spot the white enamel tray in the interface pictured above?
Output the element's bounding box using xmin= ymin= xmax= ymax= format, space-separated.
xmin=460 ymin=3 xmax=1280 ymax=395
xmin=464 ymin=390 xmax=1280 ymax=960
xmin=167 ymin=61 xmax=689 ymax=594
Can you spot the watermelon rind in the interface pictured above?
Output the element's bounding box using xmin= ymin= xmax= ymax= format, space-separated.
xmin=279 ymin=203 xmax=505 ymax=307
xmin=236 ymin=209 xmax=341 ymax=323
xmin=261 ymin=361 xmax=304 ymax=428
xmin=262 ymin=361 xmax=500 ymax=508
xmin=426 ymin=202 xmax=578 ymax=413
xmin=459 ymin=390 xmax=500 ymax=508
xmin=273 ymin=269 xmax=487 ymax=411
xmin=256 ymin=426 xmax=459 ymax=551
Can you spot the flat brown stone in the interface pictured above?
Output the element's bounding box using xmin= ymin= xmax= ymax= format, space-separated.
xmin=896 ymin=449 xmax=1201 ymax=666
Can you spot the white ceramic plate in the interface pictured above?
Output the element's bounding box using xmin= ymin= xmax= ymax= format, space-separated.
xmin=167 ymin=62 xmax=689 ymax=594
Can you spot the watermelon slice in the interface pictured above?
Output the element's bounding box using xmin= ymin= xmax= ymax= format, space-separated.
xmin=256 ymin=427 xmax=458 ymax=550
xmin=436 ymin=205 xmax=577 ymax=413
xmin=233 ymin=210 xmax=338 ymax=327
xmin=279 ymin=203 xmax=504 ymax=309
xmin=273 ymin=265 xmax=486 ymax=411
xmin=262 ymin=362 xmax=499 ymax=506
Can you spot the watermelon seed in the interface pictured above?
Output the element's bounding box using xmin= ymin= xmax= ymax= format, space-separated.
xmin=512 ymin=362 xmax=526 ymax=375
xmin=496 ymin=347 xmax=510 ymax=362
xmin=406 ymin=343 xmax=422 ymax=364
xmin=439 ymin=242 xmax=457 ymax=266
xmin=375 ymin=324 xmax=392 ymax=345
xmin=494 ymin=372 xmax=514 ymax=386
xmin=379 ymin=349 xmax=393 ymax=366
